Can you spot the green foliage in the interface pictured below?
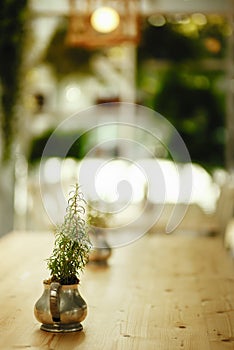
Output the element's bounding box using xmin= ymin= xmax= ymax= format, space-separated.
xmin=0 ymin=0 xmax=28 ymax=160
xmin=138 ymin=21 xmax=199 ymax=62
xmin=47 ymin=184 xmax=91 ymax=285
xmin=138 ymin=16 xmax=227 ymax=62
xmin=153 ymin=68 xmax=225 ymax=171
xmin=43 ymin=20 xmax=96 ymax=78
xmin=28 ymin=129 xmax=88 ymax=163
xmin=137 ymin=15 xmax=228 ymax=171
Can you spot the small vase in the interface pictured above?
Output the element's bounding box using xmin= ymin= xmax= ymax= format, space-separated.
xmin=89 ymin=228 xmax=112 ymax=264
xmin=34 ymin=281 xmax=87 ymax=333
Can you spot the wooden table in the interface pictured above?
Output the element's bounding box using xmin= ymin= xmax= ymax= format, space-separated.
xmin=0 ymin=231 xmax=234 ymax=350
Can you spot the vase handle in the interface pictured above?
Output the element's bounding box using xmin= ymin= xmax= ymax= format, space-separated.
xmin=50 ymin=282 xmax=61 ymax=322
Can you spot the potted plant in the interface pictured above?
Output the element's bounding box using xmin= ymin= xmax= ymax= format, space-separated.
xmin=88 ymin=203 xmax=112 ymax=265
xmin=34 ymin=184 xmax=92 ymax=333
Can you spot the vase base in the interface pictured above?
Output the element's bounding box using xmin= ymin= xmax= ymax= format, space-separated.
xmin=40 ymin=322 xmax=83 ymax=333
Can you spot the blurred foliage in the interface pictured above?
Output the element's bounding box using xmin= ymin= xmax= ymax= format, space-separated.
xmin=153 ymin=68 xmax=225 ymax=170
xmin=43 ymin=20 xmax=98 ymax=79
xmin=0 ymin=0 xmax=28 ymax=161
xmin=137 ymin=15 xmax=228 ymax=171
xmin=138 ymin=22 xmax=199 ymax=62
xmin=28 ymin=129 xmax=89 ymax=164
xmin=138 ymin=15 xmax=228 ymax=61
xmin=29 ymin=13 xmax=229 ymax=171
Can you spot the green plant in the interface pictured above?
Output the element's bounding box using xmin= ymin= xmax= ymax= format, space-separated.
xmin=88 ymin=203 xmax=109 ymax=229
xmin=46 ymin=184 xmax=91 ymax=285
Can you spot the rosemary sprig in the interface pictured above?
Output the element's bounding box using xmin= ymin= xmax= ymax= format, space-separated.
xmin=46 ymin=184 xmax=92 ymax=285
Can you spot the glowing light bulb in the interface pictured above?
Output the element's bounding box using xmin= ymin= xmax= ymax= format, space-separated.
xmin=90 ymin=6 xmax=120 ymax=33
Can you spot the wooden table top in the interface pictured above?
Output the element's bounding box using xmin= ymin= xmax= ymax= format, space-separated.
xmin=0 ymin=231 xmax=234 ymax=350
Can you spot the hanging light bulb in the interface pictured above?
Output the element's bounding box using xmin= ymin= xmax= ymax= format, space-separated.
xmin=90 ymin=6 xmax=120 ymax=33
xmin=66 ymin=0 xmax=140 ymax=48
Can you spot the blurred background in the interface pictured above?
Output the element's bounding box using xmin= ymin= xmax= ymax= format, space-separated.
xmin=0 ymin=0 xmax=234 ymax=247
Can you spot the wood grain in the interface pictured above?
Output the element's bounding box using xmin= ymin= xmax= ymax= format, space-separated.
xmin=0 ymin=231 xmax=234 ymax=349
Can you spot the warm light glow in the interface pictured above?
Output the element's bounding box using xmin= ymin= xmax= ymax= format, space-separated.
xmin=65 ymin=86 xmax=81 ymax=102
xmin=191 ymin=13 xmax=207 ymax=26
xmin=148 ymin=14 xmax=166 ymax=27
xmin=204 ymin=37 xmax=221 ymax=53
xmin=90 ymin=6 xmax=120 ymax=33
